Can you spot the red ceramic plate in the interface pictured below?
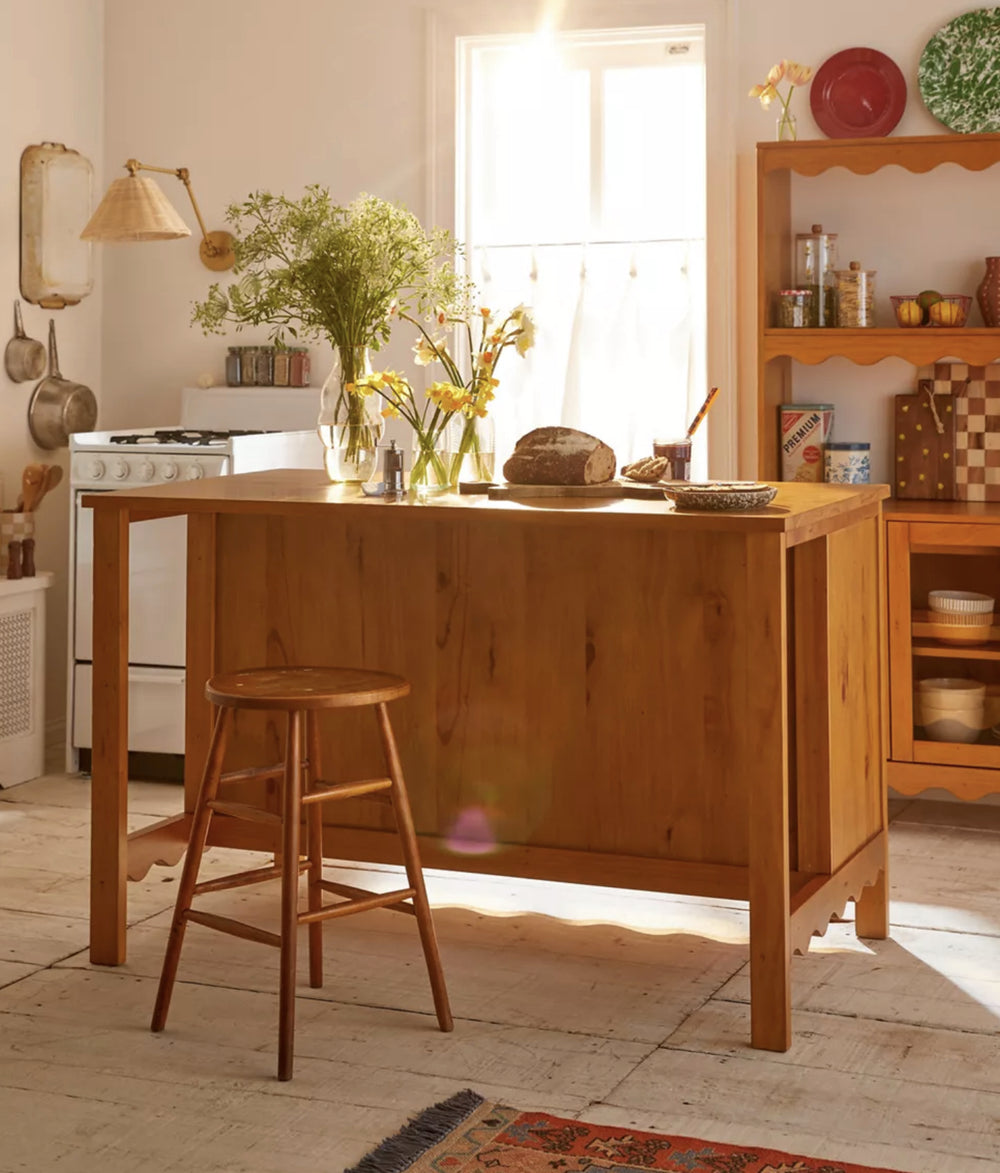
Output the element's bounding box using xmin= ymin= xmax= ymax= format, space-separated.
xmin=810 ymin=47 xmax=907 ymax=138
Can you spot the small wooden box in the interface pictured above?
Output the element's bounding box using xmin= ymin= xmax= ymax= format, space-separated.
xmin=893 ymin=383 xmax=956 ymax=500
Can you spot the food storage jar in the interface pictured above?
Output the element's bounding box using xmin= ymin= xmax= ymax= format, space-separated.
xmin=835 ymin=261 xmax=876 ymax=327
xmin=824 ymin=441 xmax=871 ymax=483
xmin=795 ymin=223 xmax=838 ymax=326
xmin=775 ymin=289 xmax=814 ymax=328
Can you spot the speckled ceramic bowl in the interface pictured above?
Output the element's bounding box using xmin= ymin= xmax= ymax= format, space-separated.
xmin=662 ymin=482 xmax=778 ymax=512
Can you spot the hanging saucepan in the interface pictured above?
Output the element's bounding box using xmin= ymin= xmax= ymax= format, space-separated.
xmin=27 ymin=319 xmax=98 ymax=449
xmin=4 ymin=300 xmax=47 ymax=382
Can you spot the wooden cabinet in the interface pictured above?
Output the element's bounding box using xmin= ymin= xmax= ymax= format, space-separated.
xmin=756 ymin=132 xmax=1000 ymax=480
xmin=886 ymin=502 xmax=1000 ymax=800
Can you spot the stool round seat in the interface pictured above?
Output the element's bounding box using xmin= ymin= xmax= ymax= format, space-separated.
xmin=206 ymin=666 xmax=410 ymax=711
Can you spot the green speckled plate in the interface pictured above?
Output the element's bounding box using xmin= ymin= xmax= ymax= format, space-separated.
xmin=919 ymin=8 xmax=1000 ymax=133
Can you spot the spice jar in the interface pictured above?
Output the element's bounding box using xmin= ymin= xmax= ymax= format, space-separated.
xmin=273 ymin=348 xmax=290 ymax=387
xmin=834 ymin=261 xmax=876 ymax=327
xmin=289 ymin=347 xmax=311 ymax=387
xmin=775 ymin=289 xmax=814 ymax=328
xmin=254 ymin=346 xmax=274 ymax=386
xmin=795 ymin=223 xmax=838 ymax=327
xmin=240 ymin=346 xmax=260 ymax=385
xmin=225 ymin=347 xmax=242 ymax=387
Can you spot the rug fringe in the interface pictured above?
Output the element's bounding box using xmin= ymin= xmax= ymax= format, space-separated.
xmin=344 ymin=1088 xmax=486 ymax=1173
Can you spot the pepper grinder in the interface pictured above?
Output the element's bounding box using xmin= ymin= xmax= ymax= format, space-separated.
xmin=6 ymin=539 xmax=22 ymax=580
xmin=383 ymin=439 xmax=404 ymax=497
xmin=21 ymin=537 xmax=35 ymax=578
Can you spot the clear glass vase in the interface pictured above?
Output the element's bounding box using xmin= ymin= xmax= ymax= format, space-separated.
xmin=776 ymin=110 xmax=797 ymax=141
xmin=446 ymin=414 xmax=496 ymax=486
xmin=317 ymin=346 xmax=383 ymax=484
xmin=410 ymin=429 xmax=451 ymax=498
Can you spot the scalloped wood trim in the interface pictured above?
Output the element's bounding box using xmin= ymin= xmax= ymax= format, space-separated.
xmin=763 ymin=328 xmax=1000 ymax=367
xmin=888 ymin=760 xmax=1000 ymax=801
xmin=759 ymin=133 xmax=1000 ymax=179
xmin=126 ymin=813 xmax=192 ymax=881
xmin=789 ymin=834 xmax=886 ymax=956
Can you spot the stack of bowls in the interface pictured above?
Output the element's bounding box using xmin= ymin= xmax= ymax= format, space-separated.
xmin=917 ymin=678 xmax=985 ymax=743
xmin=927 ymin=590 xmax=995 ymax=645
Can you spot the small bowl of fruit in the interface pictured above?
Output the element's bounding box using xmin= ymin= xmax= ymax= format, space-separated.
xmin=891 ymin=291 xmax=971 ymax=328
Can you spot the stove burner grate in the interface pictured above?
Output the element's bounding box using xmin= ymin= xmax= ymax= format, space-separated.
xmin=109 ymin=428 xmax=273 ymax=446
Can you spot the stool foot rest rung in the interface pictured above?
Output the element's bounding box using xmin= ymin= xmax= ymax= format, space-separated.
xmin=318 ymin=878 xmax=418 ymax=915
xmin=193 ymin=860 xmax=309 ymax=897
xmin=219 ymin=763 xmax=286 ymax=786
xmin=186 ymin=909 xmax=281 ymax=948
xmin=301 ymin=777 xmax=393 ymax=804
xmin=208 ymin=800 xmax=282 ymax=826
xmin=299 ymin=886 xmax=417 ymax=925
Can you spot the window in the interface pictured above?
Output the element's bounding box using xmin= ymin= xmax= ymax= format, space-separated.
xmin=456 ymin=26 xmax=710 ymax=474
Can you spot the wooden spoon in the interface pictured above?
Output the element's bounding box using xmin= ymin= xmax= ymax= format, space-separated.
xmin=34 ymin=463 xmax=63 ymax=509
xmin=20 ymin=464 xmax=46 ymax=513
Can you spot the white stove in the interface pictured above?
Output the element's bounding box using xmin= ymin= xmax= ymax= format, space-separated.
xmin=67 ymin=424 xmax=324 ymax=770
xmin=70 ymin=427 xmax=321 ymax=490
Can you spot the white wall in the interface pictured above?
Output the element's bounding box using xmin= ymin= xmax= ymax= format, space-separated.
xmin=0 ymin=1 xmax=103 ymax=739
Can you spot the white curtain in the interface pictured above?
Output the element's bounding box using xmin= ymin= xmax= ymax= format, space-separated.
xmin=471 ymin=240 xmax=706 ymax=476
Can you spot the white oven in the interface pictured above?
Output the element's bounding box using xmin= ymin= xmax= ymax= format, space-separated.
xmin=67 ymin=424 xmax=323 ymax=769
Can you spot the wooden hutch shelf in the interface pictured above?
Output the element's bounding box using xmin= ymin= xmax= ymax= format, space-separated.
xmin=756 ymin=132 xmax=1000 ymax=480
xmin=757 ymin=135 xmax=1000 ymax=803
xmin=763 ymin=327 xmax=1000 ymax=366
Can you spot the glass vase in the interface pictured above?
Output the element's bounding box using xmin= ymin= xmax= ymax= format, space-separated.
xmin=446 ymin=414 xmax=496 ymax=486
xmin=410 ymin=429 xmax=451 ymax=498
xmin=317 ymin=346 xmax=383 ymax=484
xmin=776 ymin=110 xmax=797 ymax=141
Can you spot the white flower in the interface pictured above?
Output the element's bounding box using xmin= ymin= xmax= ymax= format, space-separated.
xmin=413 ymin=334 xmax=443 ymax=366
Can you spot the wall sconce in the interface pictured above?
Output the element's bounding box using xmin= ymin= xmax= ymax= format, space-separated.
xmin=80 ymin=158 xmax=235 ymax=271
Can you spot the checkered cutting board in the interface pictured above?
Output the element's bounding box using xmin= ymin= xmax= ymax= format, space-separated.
xmin=916 ymin=363 xmax=1000 ymax=502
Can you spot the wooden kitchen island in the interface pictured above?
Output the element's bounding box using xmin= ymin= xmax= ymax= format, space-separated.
xmin=87 ymin=471 xmax=889 ymax=1051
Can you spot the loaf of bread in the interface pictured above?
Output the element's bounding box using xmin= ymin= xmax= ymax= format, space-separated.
xmin=503 ymin=427 xmax=617 ymax=485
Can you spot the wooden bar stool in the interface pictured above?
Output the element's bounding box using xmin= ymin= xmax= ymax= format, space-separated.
xmin=150 ymin=666 xmax=453 ymax=1080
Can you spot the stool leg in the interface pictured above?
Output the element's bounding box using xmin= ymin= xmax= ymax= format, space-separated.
xmin=375 ymin=702 xmax=453 ymax=1033
xmin=305 ymin=710 xmax=324 ymax=989
xmin=151 ymin=706 xmax=232 ymax=1032
xmin=278 ymin=709 xmax=303 ymax=1081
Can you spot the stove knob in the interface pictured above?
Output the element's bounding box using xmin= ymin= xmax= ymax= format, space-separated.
xmin=110 ymin=457 xmax=129 ymax=480
xmin=137 ymin=459 xmax=156 ymax=482
xmin=161 ymin=461 xmax=178 ymax=481
xmin=183 ymin=463 xmax=204 ymax=480
xmin=87 ymin=459 xmax=106 ymax=480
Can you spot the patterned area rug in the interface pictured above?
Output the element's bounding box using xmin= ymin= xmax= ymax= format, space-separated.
xmin=346 ymin=1089 xmax=904 ymax=1172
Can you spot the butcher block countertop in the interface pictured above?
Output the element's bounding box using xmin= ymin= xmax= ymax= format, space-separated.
xmin=86 ymin=468 xmax=888 ymax=545
xmin=85 ymin=466 xmax=889 ymax=1053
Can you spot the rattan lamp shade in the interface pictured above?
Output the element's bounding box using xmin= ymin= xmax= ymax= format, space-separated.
xmin=80 ymin=175 xmax=191 ymax=242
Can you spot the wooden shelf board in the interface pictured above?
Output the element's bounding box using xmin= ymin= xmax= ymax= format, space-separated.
xmin=758 ymin=132 xmax=1000 ymax=178
xmin=763 ymin=328 xmax=1000 ymax=366
xmin=912 ymin=641 xmax=1000 ymax=660
xmin=912 ymin=737 xmax=1000 ymax=768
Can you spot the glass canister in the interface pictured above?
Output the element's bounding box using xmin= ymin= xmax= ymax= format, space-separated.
xmin=834 ymin=261 xmax=876 ymax=327
xmin=775 ymin=289 xmax=814 ymax=328
xmin=795 ymin=223 xmax=838 ymax=327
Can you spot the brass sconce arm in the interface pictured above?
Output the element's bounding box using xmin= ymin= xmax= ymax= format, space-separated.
xmin=81 ymin=157 xmax=235 ymax=271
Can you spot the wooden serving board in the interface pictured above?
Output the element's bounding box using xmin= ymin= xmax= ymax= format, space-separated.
xmin=459 ymin=480 xmax=668 ymax=500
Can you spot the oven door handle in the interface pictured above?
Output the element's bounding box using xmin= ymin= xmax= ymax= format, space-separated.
xmin=127 ymin=671 xmax=186 ymax=686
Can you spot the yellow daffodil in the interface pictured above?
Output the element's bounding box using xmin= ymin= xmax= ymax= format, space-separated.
xmin=514 ymin=308 xmax=536 ymax=355
xmin=381 ymin=403 xmax=401 ymax=419
xmin=414 ymin=334 xmax=443 ymax=366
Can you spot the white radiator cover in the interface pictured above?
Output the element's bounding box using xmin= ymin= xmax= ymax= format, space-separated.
xmin=0 ymin=573 xmax=53 ymax=787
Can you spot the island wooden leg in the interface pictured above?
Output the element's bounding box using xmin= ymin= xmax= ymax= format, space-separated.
xmin=855 ymin=845 xmax=889 ymax=939
xmin=747 ymin=534 xmax=792 ymax=1052
xmin=90 ymin=507 xmax=130 ymax=965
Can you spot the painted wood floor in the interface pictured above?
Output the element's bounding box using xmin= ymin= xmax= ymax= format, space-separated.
xmin=0 ymin=775 xmax=997 ymax=1173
